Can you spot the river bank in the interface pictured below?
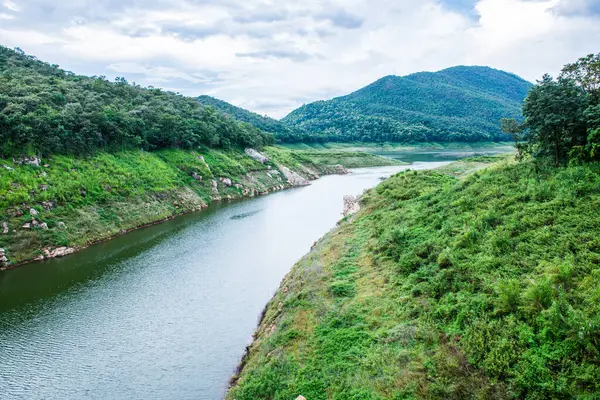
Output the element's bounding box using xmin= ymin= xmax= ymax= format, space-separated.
xmin=0 ymin=146 xmax=398 ymax=269
xmin=227 ymin=155 xmax=600 ymax=399
xmin=0 ymin=163 xmax=427 ymax=400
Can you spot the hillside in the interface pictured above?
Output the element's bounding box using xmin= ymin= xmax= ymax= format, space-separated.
xmin=229 ymin=157 xmax=600 ymax=399
xmin=197 ymin=95 xmax=312 ymax=143
xmin=283 ymin=66 xmax=532 ymax=143
xmin=0 ymin=46 xmax=272 ymax=157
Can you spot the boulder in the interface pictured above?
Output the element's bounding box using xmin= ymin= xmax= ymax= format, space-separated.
xmin=57 ymin=221 xmax=67 ymax=230
xmin=220 ymin=177 xmax=233 ymax=187
xmin=211 ymin=179 xmax=219 ymax=194
xmin=22 ymin=222 xmax=31 ymax=229
xmin=278 ymin=166 xmax=310 ymax=187
xmin=245 ymin=148 xmax=269 ymax=164
xmin=40 ymin=222 xmax=49 ymax=230
xmin=2 ymin=221 xmax=8 ymax=234
xmin=296 ymin=396 xmax=307 ymax=400
xmin=1 ymin=247 xmax=9 ymax=267
xmin=30 ymin=208 xmax=39 ymax=217
xmin=333 ymin=164 xmax=349 ymax=175
xmin=343 ymin=195 xmax=361 ymax=217
xmin=42 ymin=247 xmax=75 ymax=259
xmin=191 ymin=171 xmax=202 ymax=181
xmin=42 ymin=201 xmax=55 ymax=210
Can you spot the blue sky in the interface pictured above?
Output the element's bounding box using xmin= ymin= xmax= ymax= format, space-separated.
xmin=1 ymin=0 xmax=599 ymax=118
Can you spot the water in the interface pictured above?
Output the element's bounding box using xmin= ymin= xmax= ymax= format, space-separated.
xmin=0 ymin=162 xmax=449 ymax=400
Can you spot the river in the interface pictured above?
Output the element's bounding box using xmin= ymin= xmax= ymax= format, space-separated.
xmin=0 ymin=161 xmax=452 ymax=400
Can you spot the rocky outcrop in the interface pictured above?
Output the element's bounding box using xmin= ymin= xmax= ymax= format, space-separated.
xmin=0 ymin=248 xmax=7 ymax=267
xmin=42 ymin=247 xmax=75 ymax=259
xmin=14 ymin=156 xmax=41 ymax=167
xmin=278 ymin=166 xmax=310 ymax=187
xmin=197 ymin=155 xmax=211 ymax=172
xmin=220 ymin=177 xmax=233 ymax=187
xmin=333 ymin=164 xmax=349 ymax=174
xmin=42 ymin=201 xmax=55 ymax=210
xmin=245 ymin=148 xmax=269 ymax=164
xmin=343 ymin=195 xmax=360 ymax=217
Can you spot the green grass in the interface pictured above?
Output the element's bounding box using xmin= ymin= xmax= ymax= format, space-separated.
xmin=0 ymin=146 xmax=394 ymax=265
xmin=229 ymin=157 xmax=600 ymax=399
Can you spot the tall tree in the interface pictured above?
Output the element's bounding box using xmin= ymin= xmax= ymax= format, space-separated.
xmin=561 ymin=53 xmax=600 ymax=103
xmin=523 ymin=75 xmax=588 ymax=166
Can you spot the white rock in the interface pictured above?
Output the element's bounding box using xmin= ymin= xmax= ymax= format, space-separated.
xmin=245 ymin=148 xmax=269 ymax=164
xmin=278 ymin=166 xmax=310 ymax=187
xmin=43 ymin=247 xmax=75 ymax=258
xmin=220 ymin=177 xmax=233 ymax=187
xmin=30 ymin=208 xmax=39 ymax=217
xmin=343 ymin=195 xmax=361 ymax=217
xmin=211 ymin=179 xmax=219 ymax=194
xmin=2 ymin=221 xmax=8 ymax=234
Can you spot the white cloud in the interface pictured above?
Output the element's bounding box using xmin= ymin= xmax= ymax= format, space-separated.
xmin=0 ymin=0 xmax=598 ymax=117
xmin=3 ymin=0 xmax=18 ymax=12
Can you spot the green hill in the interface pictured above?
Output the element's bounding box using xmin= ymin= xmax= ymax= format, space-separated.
xmin=229 ymin=157 xmax=600 ymax=399
xmin=0 ymin=46 xmax=273 ymax=157
xmin=283 ymin=66 xmax=533 ymax=143
xmin=197 ymin=95 xmax=310 ymax=142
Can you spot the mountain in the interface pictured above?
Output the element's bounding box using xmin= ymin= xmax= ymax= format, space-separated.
xmin=197 ymin=95 xmax=310 ymax=142
xmin=282 ymin=66 xmax=533 ymax=142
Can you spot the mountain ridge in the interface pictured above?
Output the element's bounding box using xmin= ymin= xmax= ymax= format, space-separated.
xmin=282 ymin=65 xmax=533 ymax=143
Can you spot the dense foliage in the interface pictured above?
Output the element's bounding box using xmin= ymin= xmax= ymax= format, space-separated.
xmin=230 ymin=158 xmax=600 ymax=399
xmin=0 ymin=46 xmax=274 ymax=157
xmin=508 ymin=53 xmax=600 ymax=166
xmin=283 ymin=66 xmax=532 ymax=143
xmin=197 ymin=95 xmax=313 ymax=143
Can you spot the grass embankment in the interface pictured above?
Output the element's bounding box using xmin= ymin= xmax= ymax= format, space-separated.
xmin=0 ymin=147 xmax=394 ymax=266
xmin=229 ymin=157 xmax=600 ymax=399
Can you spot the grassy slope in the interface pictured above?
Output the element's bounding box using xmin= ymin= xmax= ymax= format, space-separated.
xmin=229 ymin=157 xmax=600 ymax=399
xmin=0 ymin=147 xmax=396 ymax=266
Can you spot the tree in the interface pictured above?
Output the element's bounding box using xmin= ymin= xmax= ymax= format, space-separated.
xmin=500 ymin=117 xmax=525 ymax=157
xmin=561 ymin=53 xmax=600 ymax=103
xmin=523 ymin=75 xmax=588 ymax=166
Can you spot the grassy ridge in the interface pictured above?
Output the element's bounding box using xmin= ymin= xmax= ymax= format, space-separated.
xmin=229 ymin=158 xmax=600 ymax=399
xmin=0 ymin=146 xmax=396 ymax=266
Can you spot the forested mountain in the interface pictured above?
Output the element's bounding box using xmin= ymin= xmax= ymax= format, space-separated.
xmin=283 ymin=66 xmax=533 ymax=142
xmin=0 ymin=46 xmax=273 ymax=157
xmin=197 ymin=95 xmax=312 ymax=142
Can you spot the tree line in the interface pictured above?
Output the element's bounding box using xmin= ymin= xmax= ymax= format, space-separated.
xmin=502 ymin=53 xmax=600 ymax=166
xmin=0 ymin=46 xmax=274 ymax=158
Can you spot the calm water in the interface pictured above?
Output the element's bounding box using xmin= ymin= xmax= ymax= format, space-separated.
xmin=0 ymin=162 xmax=449 ymax=400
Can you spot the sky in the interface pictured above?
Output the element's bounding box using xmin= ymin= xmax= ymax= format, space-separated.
xmin=0 ymin=0 xmax=599 ymax=118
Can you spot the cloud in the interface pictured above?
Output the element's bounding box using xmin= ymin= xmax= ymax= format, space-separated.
xmin=0 ymin=0 xmax=599 ymax=118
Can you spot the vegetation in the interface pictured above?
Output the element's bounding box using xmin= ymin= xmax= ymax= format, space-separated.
xmin=503 ymin=53 xmax=600 ymax=166
xmin=0 ymin=145 xmax=396 ymax=265
xmin=0 ymin=46 xmax=273 ymax=157
xmin=229 ymin=156 xmax=600 ymax=399
xmin=197 ymin=95 xmax=311 ymax=143
xmin=229 ymin=55 xmax=600 ymax=399
xmin=283 ymin=66 xmax=532 ymax=143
